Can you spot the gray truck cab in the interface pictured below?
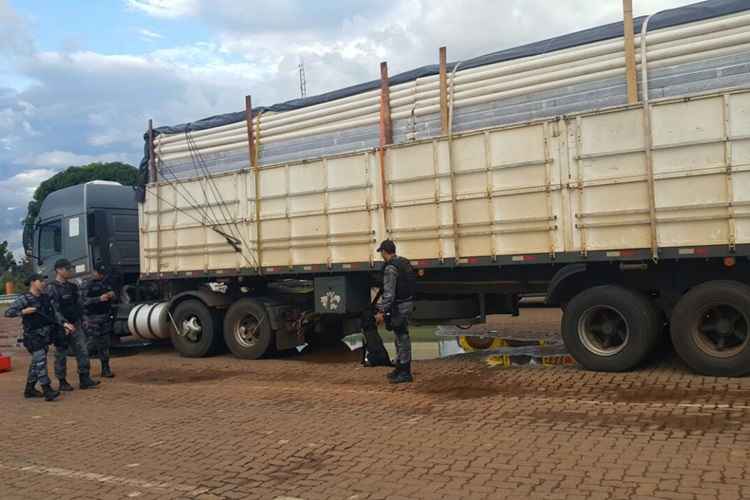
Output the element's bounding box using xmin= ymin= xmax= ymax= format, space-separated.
xmin=33 ymin=181 xmax=139 ymax=281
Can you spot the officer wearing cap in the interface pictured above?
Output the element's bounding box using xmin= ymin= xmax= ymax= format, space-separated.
xmin=80 ymin=261 xmax=116 ymax=378
xmin=4 ymin=274 xmax=61 ymax=401
xmin=374 ymin=239 xmax=417 ymax=384
xmin=48 ymin=258 xmax=100 ymax=390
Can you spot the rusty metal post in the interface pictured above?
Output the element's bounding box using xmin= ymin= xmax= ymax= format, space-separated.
xmin=379 ymin=62 xmax=393 ymax=146
xmin=439 ymin=46 xmax=449 ymax=135
xmin=245 ymin=95 xmax=262 ymax=273
xmin=148 ymin=119 xmax=156 ymax=183
xmin=623 ymin=0 xmax=638 ymax=104
xmin=378 ymin=62 xmax=393 ymax=240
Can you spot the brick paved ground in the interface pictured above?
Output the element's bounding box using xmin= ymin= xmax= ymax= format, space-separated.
xmin=0 ymin=316 xmax=21 ymax=352
xmin=2 ymin=309 xmax=750 ymax=500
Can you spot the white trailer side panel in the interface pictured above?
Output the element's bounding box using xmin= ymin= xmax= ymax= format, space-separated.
xmin=139 ymin=88 xmax=750 ymax=275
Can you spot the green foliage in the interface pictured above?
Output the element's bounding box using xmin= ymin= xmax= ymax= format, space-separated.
xmin=22 ymin=162 xmax=137 ymax=254
xmin=0 ymin=241 xmax=15 ymax=274
xmin=0 ymin=243 xmax=30 ymax=293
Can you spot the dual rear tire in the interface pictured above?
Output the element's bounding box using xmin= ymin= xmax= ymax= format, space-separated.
xmin=670 ymin=281 xmax=750 ymax=377
xmin=562 ymin=281 xmax=750 ymax=377
xmin=562 ymin=286 xmax=661 ymax=372
xmin=170 ymin=298 xmax=274 ymax=360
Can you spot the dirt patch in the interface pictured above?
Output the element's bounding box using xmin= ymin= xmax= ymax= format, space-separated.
xmin=126 ymin=368 xmax=247 ymax=385
xmin=416 ymin=371 xmax=508 ymax=400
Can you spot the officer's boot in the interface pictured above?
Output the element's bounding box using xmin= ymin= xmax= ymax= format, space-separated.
xmin=58 ymin=378 xmax=74 ymax=391
xmin=24 ymin=382 xmax=43 ymax=398
xmin=390 ymin=362 xmax=414 ymax=384
xmin=79 ymin=373 xmax=101 ymax=389
xmin=386 ymin=363 xmax=402 ymax=382
xmin=42 ymin=384 xmax=60 ymax=401
xmin=101 ymin=360 xmax=114 ymax=378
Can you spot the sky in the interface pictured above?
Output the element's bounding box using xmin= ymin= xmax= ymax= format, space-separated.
xmin=0 ymin=0 xmax=700 ymax=257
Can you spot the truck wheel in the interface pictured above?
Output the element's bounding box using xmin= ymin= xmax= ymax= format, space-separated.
xmin=171 ymin=300 xmax=220 ymax=358
xmin=670 ymin=281 xmax=750 ymax=377
xmin=562 ymin=285 xmax=660 ymax=372
xmin=223 ymin=299 xmax=273 ymax=359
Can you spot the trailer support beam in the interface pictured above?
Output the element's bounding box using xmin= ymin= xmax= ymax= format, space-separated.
xmin=379 ymin=62 xmax=393 ymax=241
xmin=440 ymin=46 xmax=449 ymax=135
xmin=245 ymin=95 xmax=262 ymax=273
xmin=623 ymin=0 xmax=638 ymax=104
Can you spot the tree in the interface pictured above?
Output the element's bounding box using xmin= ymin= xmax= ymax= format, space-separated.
xmin=0 ymin=249 xmax=31 ymax=294
xmin=0 ymin=241 xmax=16 ymax=274
xmin=22 ymin=162 xmax=138 ymax=255
xmin=0 ymin=240 xmax=27 ymax=293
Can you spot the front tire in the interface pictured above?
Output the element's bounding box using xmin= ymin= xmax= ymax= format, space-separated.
xmin=171 ymin=300 xmax=221 ymax=358
xmin=670 ymin=281 xmax=750 ymax=377
xmin=562 ymin=285 xmax=661 ymax=372
xmin=223 ymin=299 xmax=273 ymax=359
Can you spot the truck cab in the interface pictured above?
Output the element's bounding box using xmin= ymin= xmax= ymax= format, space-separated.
xmin=33 ymin=181 xmax=139 ymax=284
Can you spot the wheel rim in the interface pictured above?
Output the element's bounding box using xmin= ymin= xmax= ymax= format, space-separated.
xmin=577 ymin=305 xmax=630 ymax=357
xmin=234 ymin=313 xmax=261 ymax=348
xmin=693 ymin=303 xmax=750 ymax=358
xmin=181 ymin=315 xmax=202 ymax=343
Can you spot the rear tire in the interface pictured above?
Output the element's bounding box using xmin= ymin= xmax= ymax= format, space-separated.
xmin=670 ymin=281 xmax=750 ymax=377
xmin=562 ymin=285 xmax=661 ymax=372
xmin=223 ymin=299 xmax=273 ymax=359
xmin=171 ymin=300 xmax=221 ymax=358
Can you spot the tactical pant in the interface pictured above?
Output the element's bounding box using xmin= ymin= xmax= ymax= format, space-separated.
xmin=54 ymin=326 xmax=90 ymax=379
xmin=391 ymin=302 xmax=413 ymax=365
xmin=27 ymin=347 xmax=51 ymax=386
xmin=84 ymin=318 xmax=112 ymax=363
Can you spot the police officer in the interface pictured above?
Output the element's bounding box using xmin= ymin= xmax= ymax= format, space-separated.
xmin=374 ymin=240 xmax=416 ymax=384
xmin=80 ymin=262 xmax=116 ymax=378
xmin=4 ymin=274 xmax=61 ymax=401
xmin=48 ymin=259 xmax=100 ymax=390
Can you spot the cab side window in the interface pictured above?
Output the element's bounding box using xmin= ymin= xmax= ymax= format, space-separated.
xmin=39 ymin=220 xmax=62 ymax=259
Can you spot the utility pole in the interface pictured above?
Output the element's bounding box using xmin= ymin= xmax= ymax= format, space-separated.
xmin=299 ymin=58 xmax=307 ymax=98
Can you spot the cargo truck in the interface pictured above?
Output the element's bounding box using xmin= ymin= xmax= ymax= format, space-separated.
xmin=31 ymin=0 xmax=750 ymax=376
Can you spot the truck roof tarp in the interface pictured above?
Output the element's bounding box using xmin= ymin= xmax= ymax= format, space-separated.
xmin=137 ymin=0 xmax=750 ymax=193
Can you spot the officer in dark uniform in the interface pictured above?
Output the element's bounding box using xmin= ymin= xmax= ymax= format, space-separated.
xmin=4 ymin=274 xmax=61 ymax=401
xmin=374 ymin=240 xmax=416 ymax=384
xmin=48 ymin=259 xmax=100 ymax=390
xmin=80 ymin=262 xmax=116 ymax=378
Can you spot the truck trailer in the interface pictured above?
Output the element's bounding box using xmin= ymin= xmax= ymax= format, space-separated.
xmin=33 ymin=0 xmax=750 ymax=376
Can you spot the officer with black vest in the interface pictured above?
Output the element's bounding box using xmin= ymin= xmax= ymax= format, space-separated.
xmin=80 ymin=262 xmax=116 ymax=378
xmin=374 ymin=240 xmax=416 ymax=384
xmin=4 ymin=274 xmax=61 ymax=401
xmin=48 ymin=259 xmax=100 ymax=391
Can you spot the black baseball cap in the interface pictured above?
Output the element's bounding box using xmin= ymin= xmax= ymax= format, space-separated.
xmin=25 ymin=273 xmax=47 ymax=286
xmin=93 ymin=261 xmax=107 ymax=274
xmin=54 ymin=258 xmax=72 ymax=270
xmin=376 ymin=239 xmax=396 ymax=254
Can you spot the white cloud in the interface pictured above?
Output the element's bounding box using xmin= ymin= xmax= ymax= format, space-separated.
xmin=15 ymin=151 xmax=127 ymax=170
xmin=16 ymin=150 xmax=131 ymax=168
xmin=126 ymin=0 xmax=198 ymax=18
xmin=0 ymin=0 xmax=33 ymax=57
xmin=0 ymin=168 xmax=57 ymax=255
xmin=138 ymin=28 xmax=164 ymax=41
